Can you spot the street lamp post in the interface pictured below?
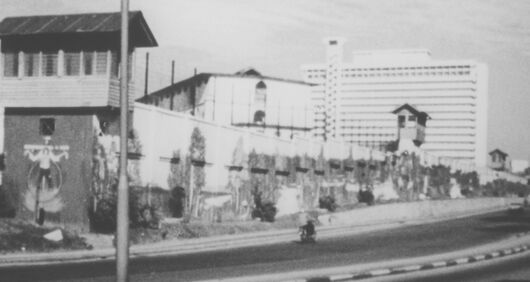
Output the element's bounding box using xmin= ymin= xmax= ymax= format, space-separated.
xmin=117 ymin=0 xmax=130 ymax=281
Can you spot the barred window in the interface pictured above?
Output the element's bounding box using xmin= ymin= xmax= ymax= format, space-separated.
xmin=95 ymin=51 xmax=108 ymax=75
xmin=24 ymin=53 xmax=40 ymax=77
xmin=110 ymin=51 xmax=119 ymax=77
xmin=64 ymin=52 xmax=80 ymax=76
xmin=4 ymin=53 xmax=19 ymax=77
xmin=83 ymin=52 xmax=94 ymax=75
xmin=42 ymin=52 xmax=58 ymax=76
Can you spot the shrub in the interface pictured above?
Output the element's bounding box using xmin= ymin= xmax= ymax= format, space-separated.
xmin=252 ymin=201 xmax=277 ymax=222
xmin=358 ymin=190 xmax=375 ymax=205
xmin=169 ymin=186 xmax=186 ymax=218
xmin=319 ymin=195 xmax=337 ymax=212
xmin=251 ymin=189 xmax=277 ymax=222
xmin=89 ymin=185 xmax=159 ymax=233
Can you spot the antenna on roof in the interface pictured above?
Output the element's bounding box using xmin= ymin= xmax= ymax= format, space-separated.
xmin=194 ymin=68 xmax=197 ymax=76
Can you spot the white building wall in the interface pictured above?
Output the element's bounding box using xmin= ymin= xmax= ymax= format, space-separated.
xmin=198 ymin=76 xmax=314 ymax=139
xmin=302 ymin=46 xmax=489 ymax=167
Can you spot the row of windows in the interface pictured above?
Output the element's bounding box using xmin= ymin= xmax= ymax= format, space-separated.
xmin=307 ymin=70 xmax=471 ymax=79
xmin=3 ymin=51 xmax=126 ymax=78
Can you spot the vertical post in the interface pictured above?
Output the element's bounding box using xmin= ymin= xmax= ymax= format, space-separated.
xmin=230 ymin=84 xmax=234 ymax=125
xmin=248 ymin=90 xmax=252 ymax=125
xmin=116 ymin=0 xmax=129 ymax=281
xmin=171 ymin=60 xmax=175 ymax=84
xmin=144 ymin=52 xmax=149 ymax=97
xmin=212 ymin=77 xmax=216 ymax=122
xmin=276 ymin=101 xmax=280 ymax=137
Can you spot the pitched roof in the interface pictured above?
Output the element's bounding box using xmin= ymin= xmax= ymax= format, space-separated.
xmin=0 ymin=11 xmax=157 ymax=47
xmin=391 ymin=103 xmax=431 ymax=119
xmin=489 ymin=149 xmax=508 ymax=157
xmin=138 ymin=70 xmax=314 ymax=102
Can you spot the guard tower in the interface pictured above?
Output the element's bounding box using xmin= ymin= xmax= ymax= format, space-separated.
xmin=392 ymin=104 xmax=430 ymax=150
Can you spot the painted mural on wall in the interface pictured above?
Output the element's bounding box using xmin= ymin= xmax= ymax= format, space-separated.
xmin=23 ymin=137 xmax=69 ymax=214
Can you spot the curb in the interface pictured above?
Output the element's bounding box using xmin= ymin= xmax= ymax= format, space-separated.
xmin=289 ymin=232 xmax=530 ymax=282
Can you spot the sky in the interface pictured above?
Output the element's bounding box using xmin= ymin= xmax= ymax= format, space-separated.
xmin=1 ymin=0 xmax=529 ymax=161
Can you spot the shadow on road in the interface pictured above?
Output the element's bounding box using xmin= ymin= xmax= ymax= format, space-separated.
xmin=476 ymin=210 xmax=530 ymax=234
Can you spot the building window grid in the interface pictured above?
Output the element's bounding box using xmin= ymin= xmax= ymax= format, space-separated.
xmin=1 ymin=50 xmax=136 ymax=78
xmin=333 ymin=65 xmax=473 ymax=79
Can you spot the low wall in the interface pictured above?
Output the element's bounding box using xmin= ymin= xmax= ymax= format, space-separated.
xmin=319 ymin=197 xmax=521 ymax=226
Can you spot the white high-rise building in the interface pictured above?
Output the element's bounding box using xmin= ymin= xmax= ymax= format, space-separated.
xmin=302 ymin=38 xmax=489 ymax=167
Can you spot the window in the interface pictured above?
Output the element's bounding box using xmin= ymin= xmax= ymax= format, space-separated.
xmin=398 ymin=116 xmax=406 ymax=128
xmin=255 ymin=81 xmax=267 ymax=107
xmin=254 ymin=110 xmax=265 ymax=123
xmin=408 ymin=115 xmax=417 ymax=122
xmin=83 ymin=52 xmax=94 ymax=75
xmin=4 ymin=52 xmax=19 ymax=77
xmin=24 ymin=53 xmax=39 ymax=77
xmin=42 ymin=52 xmax=58 ymax=76
xmin=95 ymin=52 xmax=107 ymax=74
xmin=39 ymin=118 xmax=55 ymax=136
xmin=110 ymin=51 xmax=119 ymax=77
xmin=64 ymin=52 xmax=80 ymax=76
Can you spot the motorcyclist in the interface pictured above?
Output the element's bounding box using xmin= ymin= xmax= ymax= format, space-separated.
xmin=300 ymin=219 xmax=316 ymax=241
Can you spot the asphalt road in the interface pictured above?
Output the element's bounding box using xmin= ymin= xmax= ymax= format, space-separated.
xmin=374 ymin=251 xmax=530 ymax=282
xmin=2 ymin=209 xmax=530 ymax=282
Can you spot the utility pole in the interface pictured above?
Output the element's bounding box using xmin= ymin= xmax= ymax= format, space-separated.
xmin=117 ymin=0 xmax=130 ymax=281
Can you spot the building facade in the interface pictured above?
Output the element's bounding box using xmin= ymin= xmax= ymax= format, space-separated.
xmin=301 ymin=38 xmax=488 ymax=167
xmin=0 ymin=11 xmax=157 ymax=230
xmin=138 ymin=68 xmax=314 ymax=139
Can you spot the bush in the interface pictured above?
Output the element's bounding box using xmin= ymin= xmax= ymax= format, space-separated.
xmin=90 ymin=186 xmax=159 ymax=233
xmin=319 ymin=195 xmax=337 ymax=212
xmin=250 ymin=190 xmax=277 ymax=222
xmin=252 ymin=201 xmax=277 ymax=222
xmin=169 ymin=186 xmax=186 ymax=218
xmin=358 ymin=190 xmax=375 ymax=205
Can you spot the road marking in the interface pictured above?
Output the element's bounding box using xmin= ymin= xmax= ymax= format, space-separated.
xmin=369 ymin=269 xmax=391 ymax=276
xmin=392 ymin=265 xmax=422 ymax=272
xmin=431 ymin=261 xmax=447 ymax=268
xmin=329 ymin=273 xmax=354 ymax=281
xmin=473 ymin=254 xmax=485 ymax=261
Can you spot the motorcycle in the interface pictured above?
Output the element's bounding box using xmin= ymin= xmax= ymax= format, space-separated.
xmin=299 ymin=226 xmax=317 ymax=243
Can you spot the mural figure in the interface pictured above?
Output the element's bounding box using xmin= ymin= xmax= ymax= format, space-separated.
xmin=23 ymin=138 xmax=69 ymax=221
xmin=25 ymin=147 xmax=68 ymax=190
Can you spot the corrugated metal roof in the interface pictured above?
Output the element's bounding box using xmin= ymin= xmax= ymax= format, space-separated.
xmin=0 ymin=10 xmax=147 ymax=36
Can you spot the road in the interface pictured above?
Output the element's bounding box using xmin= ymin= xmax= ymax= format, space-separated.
xmin=374 ymin=251 xmax=530 ymax=282
xmin=2 ymin=209 xmax=530 ymax=282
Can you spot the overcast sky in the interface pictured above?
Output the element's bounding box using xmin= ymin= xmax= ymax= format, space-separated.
xmin=1 ymin=0 xmax=529 ymax=161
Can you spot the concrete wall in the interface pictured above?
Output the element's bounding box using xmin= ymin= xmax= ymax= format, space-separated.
xmin=133 ymin=102 xmax=383 ymax=192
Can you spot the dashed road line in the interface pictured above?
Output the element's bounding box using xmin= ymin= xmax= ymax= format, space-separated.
xmin=296 ymin=243 xmax=530 ymax=282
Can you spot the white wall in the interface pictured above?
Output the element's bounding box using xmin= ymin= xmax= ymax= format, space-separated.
xmin=132 ymin=103 xmax=479 ymax=192
xmin=198 ymin=76 xmax=314 ymax=138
